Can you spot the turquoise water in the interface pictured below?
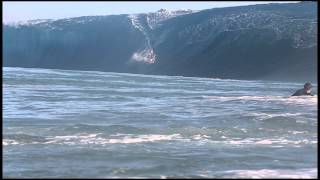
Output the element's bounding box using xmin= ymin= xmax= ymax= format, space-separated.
xmin=3 ymin=67 xmax=318 ymax=178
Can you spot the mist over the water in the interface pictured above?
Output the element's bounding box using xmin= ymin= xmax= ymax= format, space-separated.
xmin=3 ymin=67 xmax=317 ymax=178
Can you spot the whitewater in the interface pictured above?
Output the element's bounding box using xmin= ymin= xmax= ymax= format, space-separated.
xmin=3 ymin=67 xmax=318 ymax=178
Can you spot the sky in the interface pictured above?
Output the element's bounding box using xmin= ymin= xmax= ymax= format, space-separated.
xmin=3 ymin=1 xmax=299 ymax=23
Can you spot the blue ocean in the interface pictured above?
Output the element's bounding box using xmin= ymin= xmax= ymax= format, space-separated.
xmin=3 ymin=67 xmax=318 ymax=178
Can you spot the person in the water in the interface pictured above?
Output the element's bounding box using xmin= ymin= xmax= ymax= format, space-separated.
xmin=292 ymin=82 xmax=313 ymax=96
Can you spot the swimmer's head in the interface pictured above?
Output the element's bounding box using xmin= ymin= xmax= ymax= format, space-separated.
xmin=304 ymin=82 xmax=312 ymax=93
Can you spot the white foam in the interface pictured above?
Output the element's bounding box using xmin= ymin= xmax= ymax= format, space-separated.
xmin=5 ymin=19 xmax=53 ymax=27
xmin=192 ymin=134 xmax=211 ymax=140
xmin=107 ymin=134 xmax=181 ymax=144
xmin=3 ymin=139 xmax=19 ymax=146
xmin=128 ymin=14 xmax=156 ymax=64
xmin=44 ymin=133 xmax=182 ymax=145
xmin=131 ymin=49 xmax=156 ymax=64
xmin=288 ymin=130 xmax=306 ymax=135
xmin=146 ymin=9 xmax=195 ymax=29
xmin=205 ymin=95 xmax=317 ymax=104
xmin=3 ymin=134 xmax=317 ymax=147
xmin=255 ymin=139 xmax=273 ymax=144
xmin=224 ymin=138 xmax=317 ymax=146
xmin=227 ymin=168 xmax=317 ymax=178
xmin=248 ymin=112 xmax=303 ymax=120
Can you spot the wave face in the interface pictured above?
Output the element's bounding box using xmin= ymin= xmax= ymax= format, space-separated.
xmin=3 ymin=2 xmax=317 ymax=82
xmin=3 ymin=67 xmax=318 ymax=178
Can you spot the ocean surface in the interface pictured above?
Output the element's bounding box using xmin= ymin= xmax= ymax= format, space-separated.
xmin=3 ymin=67 xmax=318 ymax=178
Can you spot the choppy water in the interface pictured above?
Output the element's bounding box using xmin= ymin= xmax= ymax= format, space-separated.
xmin=3 ymin=67 xmax=318 ymax=178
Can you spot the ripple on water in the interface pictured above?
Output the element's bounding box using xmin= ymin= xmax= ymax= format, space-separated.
xmin=3 ymin=67 xmax=317 ymax=178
